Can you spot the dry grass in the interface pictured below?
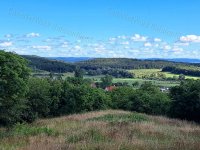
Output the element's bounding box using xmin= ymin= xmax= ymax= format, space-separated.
xmin=0 ymin=110 xmax=200 ymax=150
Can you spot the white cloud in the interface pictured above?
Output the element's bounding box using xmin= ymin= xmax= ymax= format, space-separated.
xmin=174 ymin=42 xmax=189 ymax=46
xmin=144 ymin=42 xmax=152 ymax=47
xmin=154 ymin=38 xmax=161 ymax=42
xmin=172 ymin=46 xmax=183 ymax=52
xmin=61 ymin=42 xmax=68 ymax=48
xmin=0 ymin=41 xmax=13 ymax=47
xmin=180 ymin=35 xmax=200 ymax=43
xmin=163 ymin=45 xmax=171 ymax=50
xmin=131 ymin=34 xmax=147 ymax=42
xmin=32 ymin=45 xmax=51 ymax=51
xmin=74 ymin=45 xmax=81 ymax=50
xmin=26 ymin=32 xmax=40 ymax=38
xmin=120 ymin=41 xmax=129 ymax=45
xmin=117 ymin=35 xmax=127 ymax=39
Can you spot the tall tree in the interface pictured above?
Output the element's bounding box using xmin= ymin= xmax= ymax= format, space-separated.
xmin=100 ymin=75 xmax=113 ymax=88
xmin=0 ymin=51 xmax=30 ymax=126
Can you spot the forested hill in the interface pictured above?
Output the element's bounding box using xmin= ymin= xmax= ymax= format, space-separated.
xmin=76 ymin=58 xmax=184 ymax=70
xmin=21 ymin=55 xmax=75 ymax=73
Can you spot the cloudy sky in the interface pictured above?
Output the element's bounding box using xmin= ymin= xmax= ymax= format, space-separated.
xmin=0 ymin=0 xmax=200 ymax=58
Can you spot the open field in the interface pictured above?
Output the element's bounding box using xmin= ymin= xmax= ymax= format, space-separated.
xmin=113 ymin=78 xmax=180 ymax=87
xmin=128 ymin=69 xmax=200 ymax=80
xmin=0 ymin=110 xmax=200 ymax=150
xmin=83 ymin=75 xmax=180 ymax=87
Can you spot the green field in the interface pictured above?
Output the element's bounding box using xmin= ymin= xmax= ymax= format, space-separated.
xmin=82 ymin=75 xmax=179 ymax=87
xmin=128 ymin=69 xmax=200 ymax=80
xmin=113 ymin=78 xmax=180 ymax=87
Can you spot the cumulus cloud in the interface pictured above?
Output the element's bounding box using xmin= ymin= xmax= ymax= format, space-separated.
xmin=174 ymin=42 xmax=189 ymax=46
xmin=32 ymin=45 xmax=51 ymax=51
xmin=144 ymin=42 xmax=152 ymax=47
xmin=163 ymin=45 xmax=171 ymax=50
xmin=61 ymin=41 xmax=68 ymax=48
xmin=180 ymin=35 xmax=200 ymax=43
xmin=120 ymin=41 xmax=129 ymax=45
xmin=74 ymin=45 xmax=82 ymax=50
xmin=131 ymin=34 xmax=147 ymax=42
xmin=0 ymin=41 xmax=13 ymax=47
xmin=3 ymin=32 xmax=200 ymax=58
xmin=117 ymin=35 xmax=127 ymax=39
xmin=172 ymin=46 xmax=183 ymax=52
xmin=26 ymin=32 xmax=40 ymax=38
xmin=154 ymin=38 xmax=161 ymax=42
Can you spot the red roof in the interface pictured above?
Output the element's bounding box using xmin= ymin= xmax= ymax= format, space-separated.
xmin=105 ymin=86 xmax=116 ymax=91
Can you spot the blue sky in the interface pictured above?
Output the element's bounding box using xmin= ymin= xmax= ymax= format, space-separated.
xmin=0 ymin=0 xmax=200 ymax=58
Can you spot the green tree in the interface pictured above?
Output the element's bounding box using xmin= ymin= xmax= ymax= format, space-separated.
xmin=179 ymin=74 xmax=185 ymax=80
xmin=74 ymin=67 xmax=84 ymax=78
xmin=100 ymin=75 xmax=113 ymax=88
xmin=0 ymin=51 xmax=30 ymax=126
xmin=26 ymin=78 xmax=52 ymax=118
xmin=130 ymin=82 xmax=170 ymax=115
xmin=58 ymin=81 xmax=111 ymax=115
xmin=110 ymin=87 xmax=135 ymax=109
xmin=170 ymin=80 xmax=200 ymax=122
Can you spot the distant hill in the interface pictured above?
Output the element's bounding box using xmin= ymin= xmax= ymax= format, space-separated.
xmin=144 ymin=58 xmax=200 ymax=63
xmin=48 ymin=57 xmax=93 ymax=63
xmin=48 ymin=57 xmax=200 ymax=64
xmin=76 ymin=58 xmax=184 ymax=70
xmin=22 ymin=55 xmax=75 ymax=73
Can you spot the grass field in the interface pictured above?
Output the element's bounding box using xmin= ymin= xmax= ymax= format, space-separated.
xmin=0 ymin=110 xmax=200 ymax=150
xmin=128 ymin=69 xmax=200 ymax=80
xmin=83 ymin=75 xmax=180 ymax=87
xmin=113 ymin=78 xmax=180 ymax=87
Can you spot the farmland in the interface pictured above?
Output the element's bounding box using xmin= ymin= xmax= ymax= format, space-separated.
xmin=128 ymin=69 xmax=200 ymax=80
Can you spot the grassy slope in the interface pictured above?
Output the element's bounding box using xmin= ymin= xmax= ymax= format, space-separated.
xmin=128 ymin=69 xmax=200 ymax=80
xmin=0 ymin=110 xmax=200 ymax=150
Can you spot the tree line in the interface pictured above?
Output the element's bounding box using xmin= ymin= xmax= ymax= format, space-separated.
xmin=162 ymin=66 xmax=200 ymax=77
xmin=1 ymin=51 xmax=200 ymax=127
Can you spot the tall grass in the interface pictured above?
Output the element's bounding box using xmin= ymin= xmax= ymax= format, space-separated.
xmin=0 ymin=110 xmax=200 ymax=150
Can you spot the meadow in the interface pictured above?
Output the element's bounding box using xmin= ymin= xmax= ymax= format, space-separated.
xmin=1 ymin=110 xmax=200 ymax=150
xmin=128 ymin=69 xmax=200 ymax=80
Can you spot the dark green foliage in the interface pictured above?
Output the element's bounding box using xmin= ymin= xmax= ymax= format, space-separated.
xmin=77 ymin=58 xmax=180 ymax=70
xmin=162 ymin=65 xmax=200 ymax=77
xmin=27 ymin=78 xmax=52 ymax=118
xmin=110 ymin=87 xmax=134 ymax=109
xmin=58 ymin=83 xmax=111 ymax=115
xmin=130 ymin=82 xmax=171 ymax=115
xmin=49 ymin=79 xmax=63 ymax=116
xmin=0 ymin=51 xmax=30 ymax=126
xmin=170 ymin=80 xmax=200 ymax=122
xmin=74 ymin=67 xmax=84 ymax=78
xmin=110 ymin=82 xmax=171 ymax=115
xmin=86 ymin=68 xmax=134 ymax=78
xmin=100 ymin=75 xmax=113 ymax=88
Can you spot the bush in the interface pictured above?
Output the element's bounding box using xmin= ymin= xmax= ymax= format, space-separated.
xmin=170 ymin=80 xmax=200 ymax=122
xmin=27 ymin=78 xmax=52 ymax=118
xmin=130 ymin=82 xmax=171 ymax=115
xmin=110 ymin=87 xmax=135 ymax=110
xmin=58 ymin=83 xmax=111 ymax=115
